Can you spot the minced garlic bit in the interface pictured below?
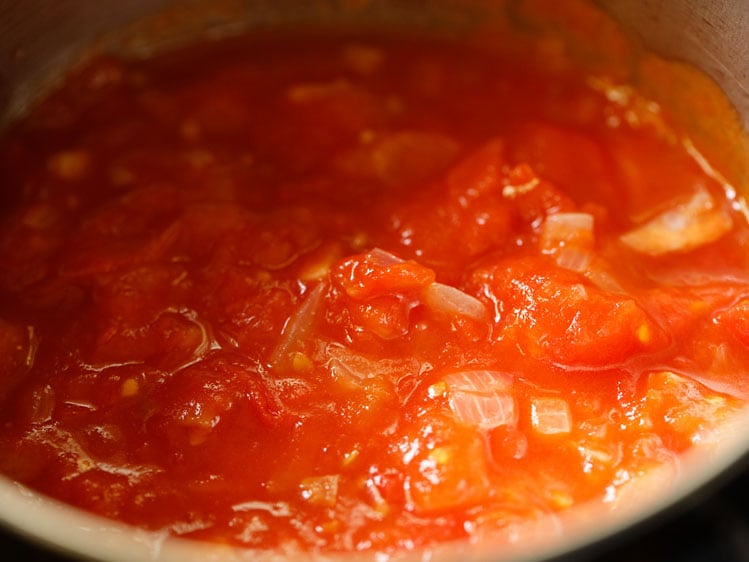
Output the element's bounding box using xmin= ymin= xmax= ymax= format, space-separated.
xmin=315 ymin=520 xmax=341 ymax=535
xmin=25 ymin=325 xmax=38 ymax=369
xmin=291 ymin=352 xmax=314 ymax=372
xmin=342 ymin=44 xmax=385 ymax=75
xmin=636 ymin=323 xmax=652 ymax=344
xmin=47 ymin=149 xmax=91 ymax=181
xmin=549 ymin=489 xmax=574 ymax=509
xmin=428 ymin=446 xmax=451 ymax=466
xmin=427 ymin=381 xmax=447 ymax=399
xmin=359 ymin=129 xmax=376 ymax=144
xmin=22 ymin=204 xmax=58 ymax=230
xmin=300 ymin=475 xmax=340 ymax=507
xmin=286 ymin=79 xmax=351 ymax=103
xmin=342 ymin=449 xmax=360 ymax=467
xmin=109 ymin=166 xmax=135 ymax=186
xmin=298 ymin=243 xmax=342 ymax=281
xmin=121 ymin=378 xmax=139 ymax=397
xmin=179 ymin=119 xmax=202 ymax=142
xmin=349 ymin=231 xmax=369 ymax=250
xmin=503 ymin=164 xmax=541 ymax=199
xmin=587 ymin=76 xmax=633 ymax=106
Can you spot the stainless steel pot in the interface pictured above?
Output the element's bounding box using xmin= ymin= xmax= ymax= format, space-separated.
xmin=1 ymin=1 xmax=748 ymax=561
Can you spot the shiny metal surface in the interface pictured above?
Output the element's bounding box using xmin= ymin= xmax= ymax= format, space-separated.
xmin=599 ymin=0 xmax=749 ymax=131
xmin=2 ymin=0 xmax=749 ymax=128
xmin=0 ymin=0 xmax=174 ymax=121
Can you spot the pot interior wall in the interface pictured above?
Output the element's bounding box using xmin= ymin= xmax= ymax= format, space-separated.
xmin=2 ymin=0 xmax=748 ymax=188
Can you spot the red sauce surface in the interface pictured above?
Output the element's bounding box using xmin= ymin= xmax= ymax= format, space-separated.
xmin=1 ymin=33 xmax=749 ymax=553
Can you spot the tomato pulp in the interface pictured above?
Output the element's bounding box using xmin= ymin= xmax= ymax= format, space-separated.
xmin=0 ymin=32 xmax=748 ymax=553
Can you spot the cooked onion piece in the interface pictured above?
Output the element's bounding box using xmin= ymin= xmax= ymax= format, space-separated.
xmin=620 ymin=188 xmax=733 ymax=255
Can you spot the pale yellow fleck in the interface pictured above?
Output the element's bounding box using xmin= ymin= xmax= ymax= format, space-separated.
xmin=171 ymin=270 xmax=189 ymax=287
xmin=385 ymin=96 xmax=403 ymax=114
xmin=359 ymin=129 xmax=376 ymax=144
xmin=364 ymin=477 xmax=390 ymax=516
xmin=636 ymin=323 xmax=652 ymax=344
xmin=502 ymin=177 xmax=540 ymax=199
xmin=638 ymin=415 xmax=654 ymax=430
xmin=315 ymin=520 xmax=341 ymax=534
xmin=180 ymin=119 xmax=202 ymax=142
xmin=342 ymin=449 xmax=360 ymax=467
xmin=427 ymin=381 xmax=447 ymax=399
xmin=549 ymin=489 xmax=574 ymax=509
xmin=287 ymin=79 xmax=350 ymax=103
xmin=121 ymin=378 xmax=139 ymax=397
xmin=255 ymin=270 xmax=272 ymax=282
xmin=342 ymin=44 xmax=384 ymax=75
xmin=689 ymin=300 xmax=709 ymax=314
xmin=299 ymin=262 xmax=331 ymax=282
xmin=48 ymin=149 xmax=91 ymax=181
xmin=349 ymin=231 xmax=369 ymax=250
xmin=300 ymin=475 xmax=339 ymax=507
xmin=184 ymin=150 xmax=215 ymax=169
xmin=23 ymin=205 xmax=57 ymax=229
xmin=429 ymin=446 xmax=451 ymax=465
xmin=291 ymin=352 xmax=314 ymax=372
xmin=374 ymin=500 xmax=390 ymax=516
xmin=189 ymin=429 xmax=209 ymax=446
xmin=110 ymin=166 xmax=135 ymax=186
xmin=299 ymin=243 xmax=342 ymax=282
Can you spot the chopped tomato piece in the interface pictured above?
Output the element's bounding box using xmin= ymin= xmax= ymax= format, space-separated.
xmin=446 ymin=138 xmax=506 ymax=198
xmin=641 ymin=371 xmax=743 ymax=451
xmin=469 ymin=258 xmax=663 ymax=366
xmin=332 ymin=249 xmax=435 ymax=300
xmin=510 ymin=123 xmax=616 ymax=210
xmin=620 ymin=187 xmax=733 ymax=255
xmin=402 ymin=417 xmax=491 ymax=514
xmin=351 ymin=131 xmax=460 ymax=187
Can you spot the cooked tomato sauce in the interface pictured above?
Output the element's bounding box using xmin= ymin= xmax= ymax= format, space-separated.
xmin=1 ymin=31 xmax=749 ymax=553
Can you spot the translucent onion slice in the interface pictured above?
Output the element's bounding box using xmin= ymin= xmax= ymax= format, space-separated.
xmin=443 ymin=370 xmax=517 ymax=430
xmin=540 ymin=212 xmax=595 ymax=273
xmin=540 ymin=212 xmax=594 ymax=253
xmin=422 ymin=282 xmax=487 ymax=321
xmin=269 ymin=283 xmax=326 ymax=370
xmin=325 ymin=343 xmax=418 ymax=381
xmin=300 ymin=474 xmax=340 ymax=507
xmin=368 ymin=247 xmax=405 ymax=266
xmin=583 ymin=258 xmax=627 ymax=294
xmin=620 ymin=187 xmax=733 ymax=255
xmin=554 ymin=246 xmax=593 ymax=273
xmin=359 ymin=249 xmax=487 ymax=320
xmin=530 ymin=397 xmax=572 ymax=435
